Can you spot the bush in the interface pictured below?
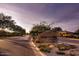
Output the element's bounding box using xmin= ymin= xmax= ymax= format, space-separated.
xmin=38 ymin=45 xmax=46 ymax=48
xmin=56 ymin=51 xmax=65 ymax=55
xmin=40 ymin=48 xmax=51 ymax=53
xmin=57 ymin=44 xmax=76 ymax=51
xmin=36 ymin=40 xmax=41 ymax=43
xmin=38 ymin=44 xmax=51 ymax=53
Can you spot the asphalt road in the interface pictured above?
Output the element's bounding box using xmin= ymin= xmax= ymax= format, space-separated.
xmin=58 ymin=37 xmax=79 ymax=46
xmin=1 ymin=36 xmax=78 ymax=56
xmin=46 ymin=37 xmax=79 ymax=56
xmin=0 ymin=35 xmax=44 ymax=56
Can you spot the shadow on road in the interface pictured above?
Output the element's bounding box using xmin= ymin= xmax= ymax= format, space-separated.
xmin=7 ymin=39 xmax=31 ymax=49
xmin=0 ymin=48 xmax=12 ymax=56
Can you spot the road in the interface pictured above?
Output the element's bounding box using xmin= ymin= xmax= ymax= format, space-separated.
xmin=1 ymin=36 xmax=78 ymax=56
xmin=46 ymin=37 xmax=79 ymax=56
xmin=58 ymin=37 xmax=79 ymax=46
xmin=0 ymin=35 xmax=45 ymax=56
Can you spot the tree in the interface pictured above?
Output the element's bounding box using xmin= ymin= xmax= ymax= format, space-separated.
xmin=52 ymin=27 xmax=62 ymax=32
xmin=0 ymin=13 xmax=26 ymax=36
xmin=12 ymin=25 xmax=26 ymax=35
xmin=74 ymin=29 xmax=79 ymax=36
xmin=0 ymin=13 xmax=15 ymax=30
xmin=30 ymin=21 xmax=51 ymax=38
xmin=75 ymin=29 xmax=79 ymax=33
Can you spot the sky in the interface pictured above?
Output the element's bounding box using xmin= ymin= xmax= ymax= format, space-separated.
xmin=0 ymin=3 xmax=79 ymax=32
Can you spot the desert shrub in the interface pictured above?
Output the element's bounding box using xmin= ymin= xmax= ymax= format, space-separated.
xmin=38 ymin=44 xmax=52 ymax=53
xmin=36 ymin=40 xmax=41 ymax=43
xmin=56 ymin=51 xmax=65 ymax=55
xmin=57 ymin=44 xmax=76 ymax=51
xmin=40 ymin=48 xmax=51 ymax=53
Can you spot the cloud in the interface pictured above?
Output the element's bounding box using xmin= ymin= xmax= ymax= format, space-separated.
xmin=0 ymin=3 xmax=79 ymax=32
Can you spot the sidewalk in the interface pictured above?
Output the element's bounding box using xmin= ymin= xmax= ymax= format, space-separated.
xmin=29 ymin=40 xmax=45 ymax=56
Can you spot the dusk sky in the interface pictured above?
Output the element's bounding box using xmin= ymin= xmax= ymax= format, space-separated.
xmin=0 ymin=3 xmax=79 ymax=32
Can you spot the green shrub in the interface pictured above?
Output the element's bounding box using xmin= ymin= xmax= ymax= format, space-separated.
xmin=38 ymin=44 xmax=51 ymax=53
xmin=40 ymin=48 xmax=51 ymax=53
